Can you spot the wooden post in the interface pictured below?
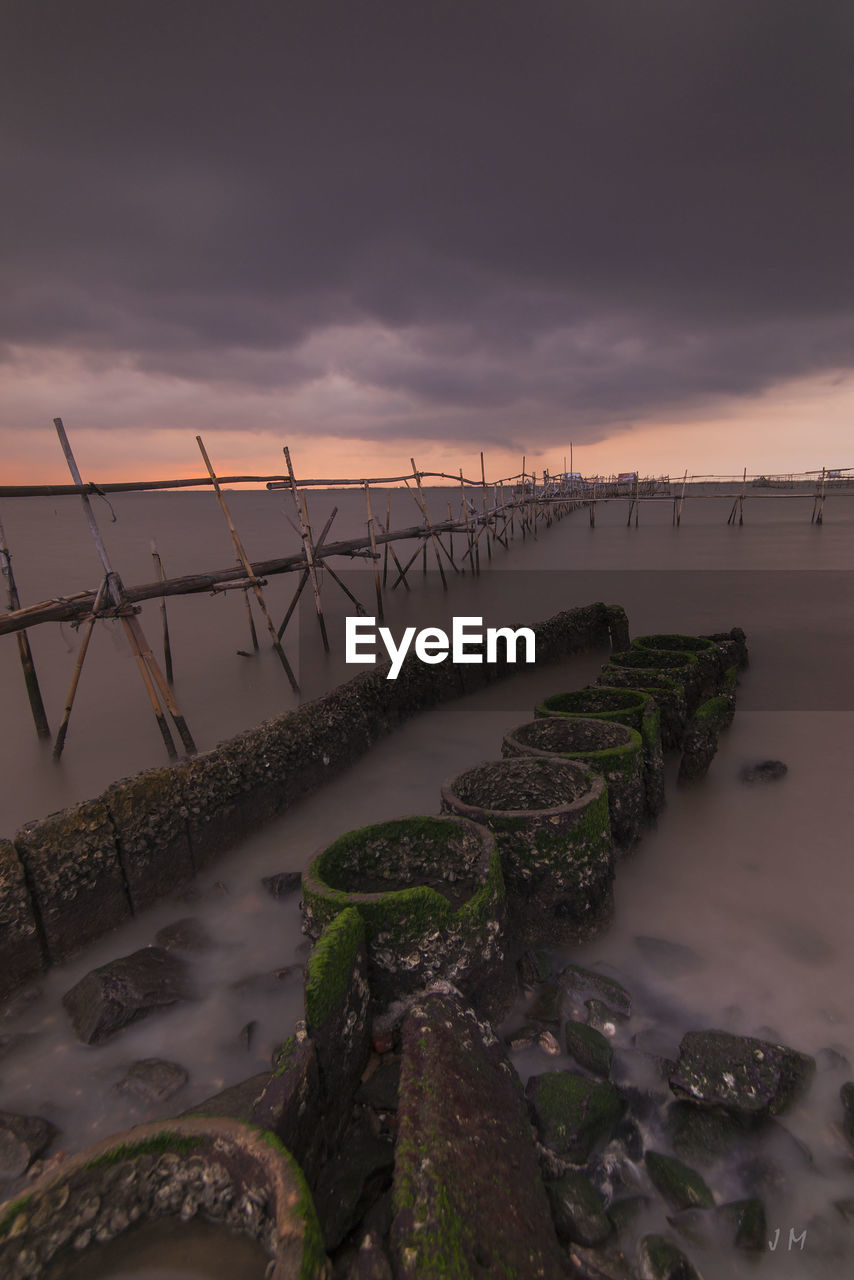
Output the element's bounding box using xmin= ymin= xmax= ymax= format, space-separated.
xmin=812 ymin=466 xmax=826 ymax=525
xmin=480 ymin=452 xmax=492 ymax=557
xmin=150 ymin=539 xmax=175 ymax=679
xmin=363 ymin=482 xmax=384 ymax=621
xmin=197 ymin=435 xmax=298 ymax=690
xmin=383 ymin=491 xmax=391 ymax=587
xmin=0 ymin=508 xmax=51 ymax=738
xmin=459 ymin=469 xmax=475 ymax=574
xmin=53 ymin=577 xmax=109 ymax=759
xmin=409 ymin=460 xmax=449 ymax=588
xmin=283 ymin=445 xmax=329 ymax=652
xmin=54 ymin=418 xmax=197 ymax=757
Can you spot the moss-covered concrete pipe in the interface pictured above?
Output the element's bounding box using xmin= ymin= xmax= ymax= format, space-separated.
xmin=597 ymin=664 xmax=689 ymax=750
xmin=632 ymin=633 xmax=720 ymax=697
xmin=612 ymin=646 xmax=701 ymax=709
xmin=301 ymin=817 xmax=505 ymax=1012
xmin=440 ymin=757 xmax=613 ymax=945
xmin=0 ymin=601 xmax=626 ymax=1000
xmin=0 ymin=1117 xmax=326 ymax=1280
xmin=501 ymin=717 xmax=645 ymax=850
xmin=534 ymin=685 xmax=665 ymax=819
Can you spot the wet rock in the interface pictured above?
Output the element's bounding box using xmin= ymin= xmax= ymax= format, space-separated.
xmin=645 ymin=1151 xmax=715 ymax=1211
xmin=669 ymin=1029 xmax=815 ymax=1117
xmin=262 ymin=870 xmax=302 ymax=899
xmin=356 ymin=1058 xmax=401 ymax=1112
xmin=608 ymin=1195 xmax=652 ymax=1236
xmin=634 ymin=936 xmax=703 ymax=978
xmin=586 ymin=999 xmax=628 ymax=1035
xmin=62 ymin=946 xmax=194 ymax=1045
xmin=666 ymin=1100 xmax=749 ymax=1166
xmin=538 ymin=1029 xmax=562 ymax=1056
xmin=546 ymin=1169 xmax=613 ymax=1246
xmin=391 ymin=991 xmax=565 ymax=1278
xmin=718 ymin=1196 xmax=767 ymax=1251
xmin=252 ymin=1034 xmax=322 ymax=1179
xmin=636 ymin=1232 xmax=703 ymax=1280
xmin=528 ymin=979 xmax=564 ymax=1027
xmin=739 ymin=759 xmax=787 ymax=784
xmin=526 ymin=1071 xmax=627 ymax=1164
xmin=114 ymin=1058 xmax=188 ymax=1103
xmin=565 ymin=1021 xmax=614 ymax=1077
xmin=506 ymin=1023 xmax=541 ymax=1051
xmin=0 ymin=1111 xmax=58 ymax=1179
xmin=560 ymin=964 xmax=632 ymax=1018
xmin=517 ymin=948 xmax=553 ymax=987
xmin=154 ymin=916 xmax=212 ymax=952
xmin=313 ymin=1124 xmax=394 ymax=1251
xmin=347 ymin=1231 xmax=394 ymax=1280
xmin=182 ymin=1071 xmax=271 ymax=1122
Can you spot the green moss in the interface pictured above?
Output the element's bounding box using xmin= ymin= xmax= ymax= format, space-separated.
xmin=632 ymin=634 xmax=715 ymax=654
xmin=535 ymin=686 xmax=650 ymax=729
xmin=303 ymin=906 xmax=365 ymax=1031
xmin=272 ymin=1033 xmax=299 ymax=1078
xmin=693 ymin=696 xmax=732 ymax=726
xmin=645 ymin=1150 xmax=715 ymax=1211
xmin=0 ymin=1192 xmax=33 ymax=1240
xmin=252 ymin=1129 xmax=327 ymax=1278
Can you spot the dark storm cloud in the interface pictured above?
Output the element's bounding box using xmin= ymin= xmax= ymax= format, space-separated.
xmin=2 ymin=0 xmax=853 ymax=444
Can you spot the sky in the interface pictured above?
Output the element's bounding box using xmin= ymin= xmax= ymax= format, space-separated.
xmin=2 ymin=0 xmax=853 ymax=485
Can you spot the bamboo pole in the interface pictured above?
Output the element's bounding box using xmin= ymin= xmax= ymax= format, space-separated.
xmin=409 ymin=460 xmax=449 ymax=589
xmin=383 ymin=491 xmax=391 ymax=588
xmin=283 ymin=446 xmax=329 ymax=653
xmin=150 ymin=540 xmax=175 ymax=680
xmin=363 ymin=482 xmax=384 ymax=621
xmin=54 ymin=418 xmax=196 ymax=757
xmin=0 ymin=508 xmax=50 ymax=738
xmin=480 ymin=452 xmax=492 ymax=557
xmin=197 ymin=435 xmax=298 ymax=690
xmin=53 ymin=578 xmax=109 ymax=760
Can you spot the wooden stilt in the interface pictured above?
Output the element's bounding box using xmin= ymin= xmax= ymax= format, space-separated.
xmin=52 ymin=582 xmax=107 ymax=760
xmin=363 ymin=482 xmax=384 ymax=621
xmin=481 ymin=453 xmax=492 ymax=557
xmin=197 ymin=435 xmax=298 ymax=690
xmin=283 ymin=446 xmax=329 ymax=653
xmin=278 ymin=568 xmax=310 ymax=639
xmin=150 ymin=540 xmax=175 ymax=680
xmin=54 ymin=418 xmax=197 ymax=756
xmin=0 ymin=508 xmax=51 ymax=738
xmin=383 ymin=492 xmax=391 ymax=587
xmin=409 ymin=461 xmax=449 ymax=588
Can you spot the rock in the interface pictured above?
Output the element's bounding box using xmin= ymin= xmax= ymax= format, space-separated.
xmin=527 ymin=979 xmax=564 ymax=1027
xmin=636 ymin=1232 xmax=703 ymax=1280
xmin=252 ymin=1033 xmax=323 ymax=1180
xmin=586 ymin=999 xmax=628 ymax=1035
xmin=0 ymin=1111 xmax=58 ymax=1179
xmin=506 ymin=1024 xmax=541 ymax=1051
xmin=560 ymin=964 xmax=632 ymax=1019
xmin=391 ymin=991 xmax=565 ymax=1278
xmin=666 ymin=1100 xmax=749 ymax=1166
xmin=262 ymin=870 xmax=303 ymax=899
xmin=313 ymin=1122 xmax=394 ymax=1251
xmin=739 ymin=759 xmax=787 ymax=784
xmin=113 ymin=1058 xmax=188 ymax=1102
xmin=62 ymin=947 xmax=194 ymax=1044
xmin=517 ymin=948 xmax=553 ymax=987
xmin=546 ymin=1169 xmax=613 ymax=1246
xmin=154 ymin=916 xmax=212 ymax=952
xmin=356 ymin=1059 xmax=401 ymax=1112
xmin=349 ymin=1231 xmax=394 ymax=1280
xmin=538 ymin=1029 xmax=562 ymax=1056
xmin=565 ymin=1021 xmax=614 ymax=1077
xmin=526 ymin=1071 xmax=627 ymax=1164
xmin=669 ymin=1029 xmax=815 ymax=1117
xmin=182 ymin=1072 xmax=270 ymax=1122
xmin=634 ymin=936 xmax=703 ymax=978
xmin=645 ymin=1151 xmax=715 ymax=1211
xmin=718 ymin=1197 xmax=767 ymax=1251
xmin=0 ymin=840 xmax=46 ymax=1000
xmin=608 ymin=1195 xmax=652 ymax=1236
